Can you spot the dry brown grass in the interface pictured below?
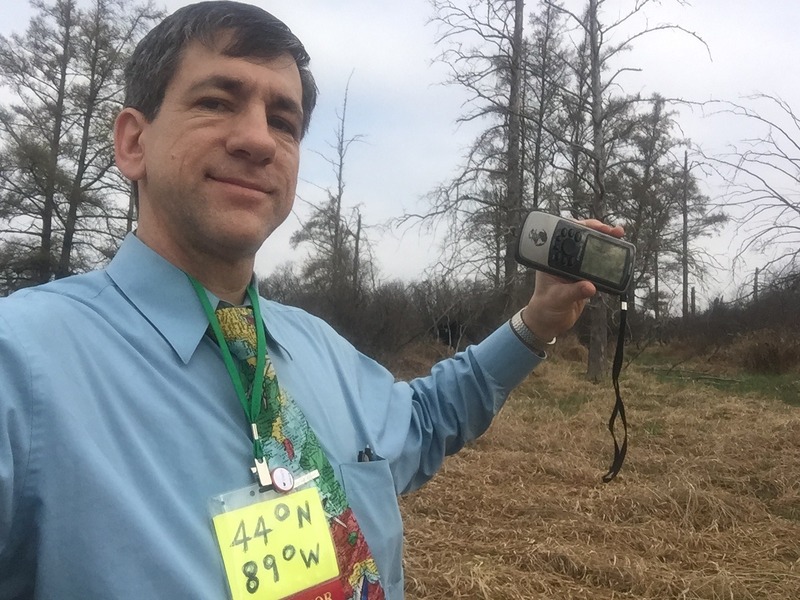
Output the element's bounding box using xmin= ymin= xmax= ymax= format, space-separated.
xmin=397 ymin=350 xmax=800 ymax=599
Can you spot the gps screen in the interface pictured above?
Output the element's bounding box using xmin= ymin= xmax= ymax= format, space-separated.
xmin=581 ymin=236 xmax=628 ymax=284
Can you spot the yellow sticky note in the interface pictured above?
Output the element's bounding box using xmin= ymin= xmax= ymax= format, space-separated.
xmin=212 ymin=487 xmax=339 ymax=600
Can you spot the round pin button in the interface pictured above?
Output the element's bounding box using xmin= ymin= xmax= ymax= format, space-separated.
xmin=271 ymin=467 xmax=294 ymax=493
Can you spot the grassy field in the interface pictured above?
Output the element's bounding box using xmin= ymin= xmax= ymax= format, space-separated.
xmin=396 ymin=340 xmax=800 ymax=599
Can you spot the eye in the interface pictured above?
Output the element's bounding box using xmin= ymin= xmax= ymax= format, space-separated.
xmin=268 ymin=116 xmax=300 ymax=139
xmin=197 ymin=97 xmax=231 ymax=111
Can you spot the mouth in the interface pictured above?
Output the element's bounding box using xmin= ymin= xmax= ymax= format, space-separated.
xmin=208 ymin=175 xmax=270 ymax=196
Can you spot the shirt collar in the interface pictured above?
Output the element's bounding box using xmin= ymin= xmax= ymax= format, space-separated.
xmin=106 ymin=233 xmax=289 ymax=364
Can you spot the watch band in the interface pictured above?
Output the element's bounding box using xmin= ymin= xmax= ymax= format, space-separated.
xmin=510 ymin=309 xmax=556 ymax=355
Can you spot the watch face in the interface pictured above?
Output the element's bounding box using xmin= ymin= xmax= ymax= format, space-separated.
xmin=271 ymin=467 xmax=294 ymax=493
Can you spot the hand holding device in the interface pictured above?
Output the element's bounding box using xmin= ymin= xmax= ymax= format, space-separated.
xmin=516 ymin=211 xmax=635 ymax=295
xmin=515 ymin=211 xmax=634 ymax=482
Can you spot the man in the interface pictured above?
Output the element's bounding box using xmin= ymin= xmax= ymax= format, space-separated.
xmin=0 ymin=2 xmax=623 ymax=599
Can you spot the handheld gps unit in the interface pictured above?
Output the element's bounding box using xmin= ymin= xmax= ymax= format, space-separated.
xmin=516 ymin=211 xmax=635 ymax=295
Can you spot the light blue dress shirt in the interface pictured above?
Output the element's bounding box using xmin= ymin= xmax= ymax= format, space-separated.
xmin=0 ymin=233 xmax=542 ymax=599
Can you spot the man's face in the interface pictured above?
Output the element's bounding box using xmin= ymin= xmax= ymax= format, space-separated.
xmin=133 ymin=37 xmax=303 ymax=265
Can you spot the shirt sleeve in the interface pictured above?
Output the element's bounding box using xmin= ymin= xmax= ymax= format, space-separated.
xmin=0 ymin=308 xmax=36 ymax=592
xmin=374 ymin=322 xmax=544 ymax=494
xmin=265 ymin=302 xmax=545 ymax=497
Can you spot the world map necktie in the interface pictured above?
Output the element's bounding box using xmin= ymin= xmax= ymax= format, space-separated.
xmin=215 ymin=305 xmax=385 ymax=600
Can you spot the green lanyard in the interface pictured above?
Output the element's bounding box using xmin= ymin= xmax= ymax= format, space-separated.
xmin=188 ymin=275 xmax=267 ymax=460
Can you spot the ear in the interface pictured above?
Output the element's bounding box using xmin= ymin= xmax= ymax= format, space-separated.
xmin=114 ymin=107 xmax=148 ymax=182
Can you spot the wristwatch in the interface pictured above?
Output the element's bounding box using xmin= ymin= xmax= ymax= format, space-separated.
xmin=510 ymin=309 xmax=556 ymax=355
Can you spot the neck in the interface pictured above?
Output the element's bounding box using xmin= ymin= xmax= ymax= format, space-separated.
xmin=189 ymin=267 xmax=252 ymax=305
xmin=180 ymin=256 xmax=254 ymax=305
xmin=135 ymin=230 xmax=255 ymax=305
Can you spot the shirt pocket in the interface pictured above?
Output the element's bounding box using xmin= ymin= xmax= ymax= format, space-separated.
xmin=339 ymin=459 xmax=404 ymax=590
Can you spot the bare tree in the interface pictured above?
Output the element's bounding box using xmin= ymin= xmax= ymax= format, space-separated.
xmin=523 ymin=0 xmax=569 ymax=212
xmin=0 ymin=0 xmax=160 ymax=292
xmin=290 ymin=78 xmax=375 ymax=325
xmin=613 ymin=97 xmax=723 ymax=321
xmin=405 ymin=0 xmax=529 ymax=305
xmin=675 ymin=150 xmax=727 ymax=320
xmin=699 ymin=94 xmax=800 ymax=288
xmin=545 ymin=0 xmax=707 ymax=380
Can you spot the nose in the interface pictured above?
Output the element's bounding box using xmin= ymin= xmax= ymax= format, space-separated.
xmin=226 ymin=105 xmax=277 ymax=164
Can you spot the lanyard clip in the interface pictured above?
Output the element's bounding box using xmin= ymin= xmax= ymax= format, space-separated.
xmin=251 ymin=458 xmax=272 ymax=489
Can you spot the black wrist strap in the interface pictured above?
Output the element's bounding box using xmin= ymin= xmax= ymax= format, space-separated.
xmin=602 ymin=294 xmax=628 ymax=483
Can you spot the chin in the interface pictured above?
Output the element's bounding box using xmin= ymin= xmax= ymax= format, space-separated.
xmin=227 ymin=235 xmax=268 ymax=258
xmin=205 ymin=212 xmax=287 ymax=255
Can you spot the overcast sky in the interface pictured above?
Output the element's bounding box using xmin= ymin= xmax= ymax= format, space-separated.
xmin=3 ymin=0 xmax=799 ymax=305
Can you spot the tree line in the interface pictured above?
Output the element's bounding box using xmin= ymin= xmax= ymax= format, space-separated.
xmin=0 ymin=0 xmax=160 ymax=292
xmin=1 ymin=0 xmax=798 ymax=379
xmin=404 ymin=0 xmax=733 ymax=379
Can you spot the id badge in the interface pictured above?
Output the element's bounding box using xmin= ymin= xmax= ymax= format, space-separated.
xmin=210 ymin=481 xmax=344 ymax=600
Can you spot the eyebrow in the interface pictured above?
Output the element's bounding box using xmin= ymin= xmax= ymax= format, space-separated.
xmin=187 ymin=74 xmax=304 ymax=121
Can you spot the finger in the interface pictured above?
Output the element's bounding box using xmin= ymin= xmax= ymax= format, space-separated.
xmin=570 ymin=280 xmax=596 ymax=302
xmin=536 ymin=272 xmax=597 ymax=299
xmin=545 ymin=279 xmax=595 ymax=306
xmin=576 ymin=219 xmax=625 ymax=238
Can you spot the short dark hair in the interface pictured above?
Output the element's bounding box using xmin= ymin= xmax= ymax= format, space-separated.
xmin=124 ymin=0 xmax=318 ymax=136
